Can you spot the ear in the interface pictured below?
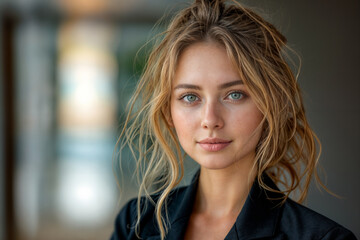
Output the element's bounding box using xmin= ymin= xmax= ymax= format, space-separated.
xmin=166 ymin=113 xmax=174 ymax=127
xmin=162 ymin=108 xmax=174 ymax=127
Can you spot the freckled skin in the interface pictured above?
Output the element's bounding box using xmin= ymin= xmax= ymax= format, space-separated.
xmin=170 ymin=42 xmax=263 ymax=171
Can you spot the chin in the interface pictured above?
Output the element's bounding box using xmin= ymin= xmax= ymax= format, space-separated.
xmin=196 ymin=157 xmax=239 ymax=170
xmin=192 ymin=151 xmax=256 ymax=171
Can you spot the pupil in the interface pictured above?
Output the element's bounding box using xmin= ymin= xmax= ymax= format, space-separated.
xmin=232 ymin=93 xmax=240 ymax=99
xmin=187 ymin=95 xmax=195 ymax=101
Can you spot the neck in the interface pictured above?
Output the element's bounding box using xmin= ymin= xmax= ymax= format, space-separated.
xmin=195 ymin=159 xmax=257 ymax=217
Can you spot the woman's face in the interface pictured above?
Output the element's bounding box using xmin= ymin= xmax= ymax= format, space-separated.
xmin=170 ymin=42 xmax=263 ymax=170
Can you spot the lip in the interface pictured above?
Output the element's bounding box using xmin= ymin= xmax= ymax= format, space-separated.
xmin=197 ymin=138 xmax=232 ymax=152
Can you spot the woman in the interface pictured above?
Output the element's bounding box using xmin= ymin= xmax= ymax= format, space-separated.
xmin=111 ymin=0 xmax=356 ymax=239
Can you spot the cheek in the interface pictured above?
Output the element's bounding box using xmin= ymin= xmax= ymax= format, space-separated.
xmin=170 ymin=103 xmax=195 ymax=140
xmin=233 ymin=105 xmax=263 ymax=139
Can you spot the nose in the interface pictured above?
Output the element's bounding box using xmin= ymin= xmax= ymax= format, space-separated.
xmin=201 ymin=101 xmax=224 ymax=130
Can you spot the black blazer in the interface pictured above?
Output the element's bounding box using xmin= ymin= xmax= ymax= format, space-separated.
xmin=111 ymin=172 xmax=356 ymax=240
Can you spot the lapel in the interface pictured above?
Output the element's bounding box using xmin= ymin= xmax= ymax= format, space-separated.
xmin=165 ymin=171 xmax=199 ymax=239
xmin=145 ymin=172 xmax=283 ymax=240
xmin=228 ymin=174 xmax=284 ymax=240
xmin=144 ymin=171 xmax=199 ymax=239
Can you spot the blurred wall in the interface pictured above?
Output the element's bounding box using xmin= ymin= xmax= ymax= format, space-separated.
xmin=0 ymin=14 xmax=5 ymax=240
xmin=0 ymin=10 xmax=6 ymax=240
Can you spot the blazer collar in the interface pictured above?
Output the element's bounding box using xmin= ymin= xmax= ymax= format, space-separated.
xmin=141 ymin=172 xmax=199 ymax=239
xmin=231 ymin=174 xmax=283 ymax=239
xmin=165 ymin=171 xmax=200 ymax=239
xmin=152 ymin=171 xmax=284 ymax=239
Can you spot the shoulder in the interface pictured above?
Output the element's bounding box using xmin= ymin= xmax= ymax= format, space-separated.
xmin=110 ymin=185 xmax=191 ymax=240
xmin=110 ymin=198 xmax=140 ymax=240
xmin=110 ymin=195 xmax=160 ymax=239
xmin=278 ymin=198 xmax=357 ymax=240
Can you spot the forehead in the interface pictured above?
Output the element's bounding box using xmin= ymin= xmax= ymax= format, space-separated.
xmin=173 ymin=42 xmax=240 ymax=86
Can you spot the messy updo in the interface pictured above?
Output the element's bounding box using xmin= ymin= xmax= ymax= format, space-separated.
xmin=117 ymin=0 xmax=322 ymax=238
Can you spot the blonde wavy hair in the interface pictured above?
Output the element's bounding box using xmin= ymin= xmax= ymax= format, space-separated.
xmin=117 ymin=0 xmax=323 ymax=238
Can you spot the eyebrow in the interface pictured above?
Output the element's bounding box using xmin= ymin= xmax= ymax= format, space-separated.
xmin=174 ymin=84 xmax=201 ymax=90
xmin=174 ymin=80 xmax=243 ymax=90
xmin=219 ymin=80 xmax=244 ymax=89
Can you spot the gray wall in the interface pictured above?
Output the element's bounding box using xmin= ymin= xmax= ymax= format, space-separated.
xmin=0 ymin=13 xmax=5 ymax=240
xmin=242 ymin=0 xmax=360 ymax=237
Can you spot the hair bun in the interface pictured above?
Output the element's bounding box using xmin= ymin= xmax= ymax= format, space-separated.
xmin=195 ymin=0 xmax=225 ymax=4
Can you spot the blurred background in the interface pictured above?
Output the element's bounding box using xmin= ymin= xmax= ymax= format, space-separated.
xmin=0 ymin=0 xmax=359 ymax=239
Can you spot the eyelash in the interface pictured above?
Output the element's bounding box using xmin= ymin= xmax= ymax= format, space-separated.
xmin=226 ymin=90 xmax=247 ymax=102
xmin=178 ymin=90 xmax=247 ymax=104
xmin=178 ymin=92 xmax=200 ymax=104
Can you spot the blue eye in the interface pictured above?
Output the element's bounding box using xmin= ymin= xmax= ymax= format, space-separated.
xmin=228 ymin=92 xmax=244 ymax=100
xmin=183 ymin=94 xmax=198 ymax=103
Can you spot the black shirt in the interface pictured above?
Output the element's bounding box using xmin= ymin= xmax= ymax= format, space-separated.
xmin=110 ymin=172 xmax=356 ymax=239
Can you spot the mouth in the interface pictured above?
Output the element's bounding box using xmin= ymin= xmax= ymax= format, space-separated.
xmin=197 ymin=138 xmax=232 ymax=152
